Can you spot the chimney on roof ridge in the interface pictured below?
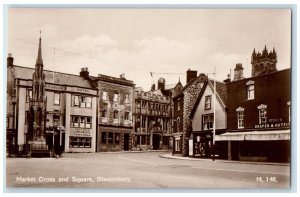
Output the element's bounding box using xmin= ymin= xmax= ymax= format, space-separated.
xmin=233 ymin=63 xmax=244 ymax=81
xmin=80 ymin=67 xmax=89 ymax=79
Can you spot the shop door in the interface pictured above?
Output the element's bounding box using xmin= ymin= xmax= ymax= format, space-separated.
xmin=124 ymin=133 xmax=129 ymax=151
xmin=153 ymin=134 xmax=161 ymax=150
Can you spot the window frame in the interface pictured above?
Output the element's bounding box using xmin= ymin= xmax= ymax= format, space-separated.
xmin=257 ymin=104 xmax=267 ymax=125
xmin=246 ymin=81 xmax=255 ymax=100
xmin=54 ymin=92 xmax=60 ymax=105
xmin=202 ymin=114 xmax=214 ymax=130
xmin=69 ymin=137 xmax=92 ymax=148
xmin=205 ymin=95 xmax=212 ymax=110
xmin=236 ymin=107 xmax=245 ymax=129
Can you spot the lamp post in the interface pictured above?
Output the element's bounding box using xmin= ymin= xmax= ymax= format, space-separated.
xmin=206 ymin=67 xmax=216 ymax=161
xmin=212 ymin=67 xmax=216 ymax=161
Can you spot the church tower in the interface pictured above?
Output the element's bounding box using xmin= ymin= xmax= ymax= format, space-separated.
xmin=251 ymin=45 xmax=277 ymax=77
xmin=28 ymin=34 xmax=48 ymax=150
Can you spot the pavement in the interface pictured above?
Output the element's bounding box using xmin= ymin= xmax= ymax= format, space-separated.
xmin=159 ymin=153 xmax=291 ymax=166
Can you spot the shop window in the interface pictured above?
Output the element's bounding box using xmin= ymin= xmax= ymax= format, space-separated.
xmin=258 ymin=104 xmax=267 ymax=125
xmin=205 ymin=95 xmax=212 ymax=110
xmin=115 ymin=133 xmax=120 ymax=144
xmin=69 ymin=137 xmax=91 ymax=148
xmin=26 ymin=89 xmax=32 ymax=102
xmin=236 ymin=107 xmax=244 ymax=129
xmin=108 ymin=132 xmax=113 ymax=144
xmin=202 ymin=114 xmax=214 ymax=130
xmin=54 ymin=93 xmax=60 ymax=105
xmin=102 ymin=132 xmax=107 ymax=144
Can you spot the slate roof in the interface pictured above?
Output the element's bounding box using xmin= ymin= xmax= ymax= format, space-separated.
xmin=14 ymin=65 xmax=93 ymax=88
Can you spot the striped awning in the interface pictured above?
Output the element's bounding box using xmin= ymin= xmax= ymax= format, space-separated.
xmin=215 ymin=130 xmax=290 ymax=141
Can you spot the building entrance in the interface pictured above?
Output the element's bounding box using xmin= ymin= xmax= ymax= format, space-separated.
xmin=124 ymin=133 xmax=129 ymax=151
xmin=153 ymin=134 xmax=161 ymax=150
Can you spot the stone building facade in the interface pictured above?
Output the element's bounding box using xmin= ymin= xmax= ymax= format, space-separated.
xmin=132 ymin=78 xmax=182 ymax=150
xmin=94 ymin=74 xmax=135 ymax=152
xmin=173 ymin=70 xmax=207 ymax=156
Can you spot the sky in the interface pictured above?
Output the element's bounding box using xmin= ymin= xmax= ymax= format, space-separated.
xmin=7 ymin=8 xmax=291 ymax=90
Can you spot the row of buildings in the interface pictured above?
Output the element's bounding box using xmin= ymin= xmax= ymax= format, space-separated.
xmin=6 ymin=37 xmax=291 ymax=162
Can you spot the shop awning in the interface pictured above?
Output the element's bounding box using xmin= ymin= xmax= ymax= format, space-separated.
xmin=215 ymin=130 xmax=290 ymax=141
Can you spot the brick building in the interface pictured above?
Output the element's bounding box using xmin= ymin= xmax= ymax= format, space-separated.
xmin=94 ymin=74 xmax=135 ymax=152
xmin=172 ymin=70 xmax=207 ymax=156
xmin=216 ymin=47 xmax=291 ymax=162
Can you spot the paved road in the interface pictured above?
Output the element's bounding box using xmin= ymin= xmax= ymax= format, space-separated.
xmin=6 ymin=151 xmax=290 ymax=189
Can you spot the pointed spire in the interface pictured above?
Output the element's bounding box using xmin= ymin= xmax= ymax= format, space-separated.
xmin=36 ymin=30 xmax=43 ymax=65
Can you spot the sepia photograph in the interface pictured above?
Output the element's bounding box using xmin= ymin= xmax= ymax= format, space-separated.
xmin=4 ymin=4 xmax=294 ymax=192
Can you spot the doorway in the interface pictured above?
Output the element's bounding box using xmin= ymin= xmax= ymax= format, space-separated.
xmin=124 ymin=133 xmax=129 ymax=151
xmin=153 ymin=134 xmax=161 ymax=150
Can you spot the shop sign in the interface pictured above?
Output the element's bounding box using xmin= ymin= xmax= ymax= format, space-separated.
xmin=45 ymin=84 xmax=65 ymax=91
xmin=66 ymin=87 xmax=97 ymax=95
xmin=71 ymin=128 xmax=91 ymax=137
xmin=254 ymin=122 xmax=290 ymax=129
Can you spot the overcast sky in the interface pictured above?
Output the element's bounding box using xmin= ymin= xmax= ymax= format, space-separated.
xmin=7 ymin=8 xmax=291 ymax=90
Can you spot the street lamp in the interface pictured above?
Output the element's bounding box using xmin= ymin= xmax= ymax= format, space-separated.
xmin=206 ymin=67 xmax=216 ymax=161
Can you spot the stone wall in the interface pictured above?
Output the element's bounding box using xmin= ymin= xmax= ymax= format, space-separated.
xmin=182 ymin=76 xmax=206 ymax=156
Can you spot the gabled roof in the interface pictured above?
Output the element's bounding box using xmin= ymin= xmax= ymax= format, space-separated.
xmin=173 ymin=77 xmax=197 ymax=99
xmin=189 ymin=78 xmax=227 ymax=119
xmin=14 ymin=65 xmax=93 ymax=88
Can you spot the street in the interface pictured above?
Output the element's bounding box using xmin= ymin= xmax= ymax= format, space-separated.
xmin=6 ymin=151 xmax=290 ymax=189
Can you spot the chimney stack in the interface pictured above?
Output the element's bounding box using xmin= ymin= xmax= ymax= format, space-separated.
xmin=151 ymin=83 xmax=155 ymax=91
xmin=80 ymin=67 xmax=89 ymax=79
xmin=7 ymin=53 xmax=14 ymax=68
xmin=233 ymin=63 xmax=244 ymax=81
xmin=157 ymin=77 xmax=165 ymax=91
xmin=186 ymin=69 xmax=197 ymax=84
